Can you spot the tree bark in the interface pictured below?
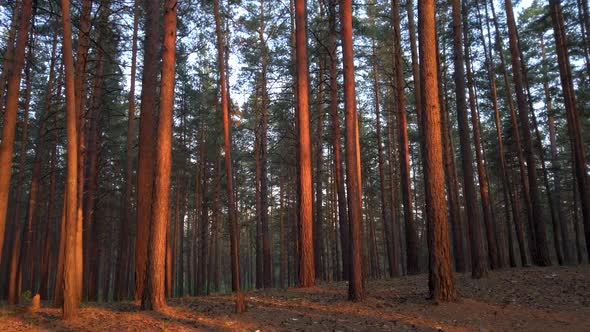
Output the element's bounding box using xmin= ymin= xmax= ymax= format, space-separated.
xmin=328 ymin=0 xmax=350 ymax=281
xmin=141 ymin=0 xmax=176 ymax=311
xmin=503 ymin=0 xmax=552 ymax=266
xmin=115 ymin=0 xmax=139 ymax=301
xmin=134 ymin=0 xmax=160 ymax=301
xmin=451 ymin=0 xmax=488 ymax=278
xmin=61 ymin=0 xmax=80 ymax=318
xmin=340 ymin=0 xmax=364 ymax=301
xmin=462 ymin=0 xmax=499 ymax=269
xmin=213 ymin=0 xmax=244 ymax=312
xmin=419 ymin=0 xmax=458 ymax=302
xmin=294 ymin=0 xmax=316 ymax=288
xmin=549 ymin=0 xmax=590 ymax=261
xmin=0 ymin=0 xmax=33 ymax=265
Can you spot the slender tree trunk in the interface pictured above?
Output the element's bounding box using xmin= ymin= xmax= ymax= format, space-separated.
xmin=419 ymin=0 xmax=458 ymax=302
xmin=462 ymin=0 xmax=499 ymax=269
xmin=8 ymin=36 xmax=33 ymax=302
xmin=134 ymin=0 xmax=160 ymax=301
xmin=141 ymin=0 xmax=176 ymax=311
xmin=436 ymin=25 xmax=467 ymax=272
xmin=116 ymin=0 xmax=139 ymax=301
xmin=540 ymin=34 xmax=572 ymax=265
xmin=254 ymin=0 xmax=272 ymax=288
xmin=294 ymin=0 xmax=316 ymax=288
xmin=61 ymin=0 xmax=80 ymax=318
xmin=74 ymin=0 xmax=93 ymax=300
xmin=487 ymin=0 xmax=531 ymax=266
xmin=451 ymin=0 xmax=488 ymax=278
xmin=0 ymin=0 xmax=20 ymax=122
xmin=340 ymin=0 xmax=364 ymax=301
xmin=549 ymin=0 xmax=590 ymax=260
xmin=314 ymin=26 xmax=326 ymax=282
xmin=391 ymin=0 xmax=419 ymax=275
xmin=475 ymin=0 xmax=517 ymax=268
xmin=213 ymin=0 xmax=244 ymax=312
xmin=0 ymin=0 xmax=33 ymax=265
xmin=503 ymin=0 xmax=551 ymax=266
xmin=328 ymin=0 xmax=349 ymax=281
xmin=370 ymin=25 xmax=395 ymax=277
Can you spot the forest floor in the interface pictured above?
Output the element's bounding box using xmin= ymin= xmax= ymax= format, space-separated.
xmin=1 ymin=265 xmax=589 ymax=331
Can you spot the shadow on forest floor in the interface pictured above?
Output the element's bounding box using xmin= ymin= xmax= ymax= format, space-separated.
xmin=1 ymin=265 xmax=589 ymax=331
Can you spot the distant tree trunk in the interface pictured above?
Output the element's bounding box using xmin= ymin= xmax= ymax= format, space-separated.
xmin=85 ymin=8 xmax=108 ymax=298
xmin=279 ymin=178 xmax=287 ymax=288
xmin=314 ymin=26 xmax=326 ymax=282
xmin=0 ymin=0 xmax=20 ymax=121
xmin=451 ymin=0 xmax=488 ymax=278
xmin=385 ymin=95 xmax=402 ymax=277
xmin=549 ymin=0 xmax=590 ymax=260
xmin=294 ymin=0 xmax=315 ymax=288
xmin=436 ymin=24 xmax=467 ymax=273
xmin=40 ymin=112 xmax=59 ymax=299
xmin=503 ymin=0 xmax=552 ymax=266
xmin=419 ymin=0 xmax=458 ymax=302
xmin=487 ymin=0 xmax=531 ymax=266
xmin=539 ymin=35 xmax=572 ymax=265
xmin=391 ymin=0 xmax=419 ymax=275
xmin=198 ymin=155 xmax=210 ymax=295
xmin=8 ymin=37 xmax=33 ymax=303
xmin=214 ymin=0 xmax=244 ymax=312
xmin=134 ymin=0 xmax=160 ymax=301
xmin=462 ymin=0 xmax=499 ymax=269
xmin=572 ymin=159 xmax=584 ymax=264
xmin=0 ymin=0 xmax=33 ymax=265
xmin=328 ymin=0 xmax=349 ymax=281
xmin=370 ymin=28 xmax=395 ymax=277
xmin=141 ymin=0 xmax=176 ymax=311
xmin=474 ymin=0 xmax=516 ymax=268
xmin=116 ymin=0 xmax=139 ymax=301
xmin=340 ymin=0 xmax=364 ymax=301
xmin=75 ymin=0 xmax=93 ymax=300
xmin=61 ymin=0 xmax=80 ymax=318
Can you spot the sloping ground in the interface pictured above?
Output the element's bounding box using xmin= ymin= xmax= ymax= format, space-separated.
xmin=1 ymin=265 xmax=589 ymax=331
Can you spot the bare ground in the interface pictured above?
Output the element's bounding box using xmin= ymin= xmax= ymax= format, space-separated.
xmin=1 ymin=265 xmax=589 ymax=331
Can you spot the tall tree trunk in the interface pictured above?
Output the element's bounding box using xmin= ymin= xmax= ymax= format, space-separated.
xmin=134 ymin=0 xmax=160 ymax=301
xmin=0 ymin=0 xmax=33 ymax=265
xmin=369 ymin=18 xmax=395 ymax=277
xmin=474 ymin=0 xmax=517 ymax=268
xmin=462 ymin=1 xmax=499 ymax=269
xmin=451 ymin=0 xmax=488 ymax=278
xmin=294 ymin=0 xmax=316 ymax=288
xmin=549 ymin=0 xmax=590 ymax=260
xmin=213 ymin=0 xmax=244 ymax=312
xmin=314 ymin=19 xmax=326 ymax=282
xmin=259 ymin=0 xmax=272 ymax=289
xmin=116 ymin=0 xmax=139 ymax=301
xmin=340 ymin=0 xmax=364 ymax=301
xmin=328 ymin=0 xmax=349 ymax=281
xmin=436 ymin=24 xmax=467 ymax=272
xmin=61 ymin=0 xmax=80 ymax=318
xmin=503 ymin=0 xmax=551 ymax=266
xmin=419 ymin=0 xmax=458 ymax=302
xmin=141 ymin=0 xmax=176 ymax=311
xmin=75 ymin=0 xmax=93 ymax=300
xmin=7 ymin=35 xmax=33 ymax=303
xmin=0 ymin=0 xmax=20 ymax=122
xmin=391 ymin=0 xmax=419 ymax=275
xmin=540 ymin=34 xmax=573 ymax=265
xmin=487 ymin=0 xmax=531 ymax=266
